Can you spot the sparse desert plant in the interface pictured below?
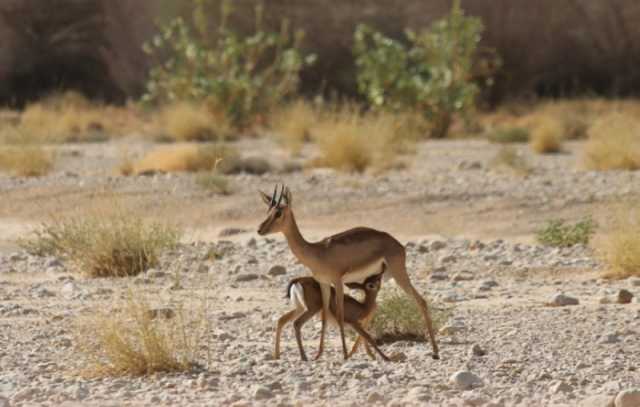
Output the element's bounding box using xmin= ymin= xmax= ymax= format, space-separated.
xmin=369 ymin=288 xmax=450 ymax=344
xmin=530 ymin=117 xmax=563 ymax=154
xmin=74 ymin=289 xmax=209 ymax=376
xmin=0 ymin=144 xmax=54 ymax=177
xmin=487 ymin=127 xmax=530 ymax=143
xmin=19 ymin=209 xmax=180 ymax=277
xmin=583 ymin=113 xmax=640 ymax=171
xmin=490 ymin=146 xmax=531 ymax=175
xmin=157 ymin=102 xmax=231 ymax=142
xmin=537 ymin=217 xmax=596 ymax=247
xmin=195 ymin=172 xmax=231 ymax=195
xmin=142 ymin=0 xmax=314 ymax=128
xmin=133 ymin=144 xmax=239 ymax=175
xmin=598 ymin=206 xmax=640 ymax=278
xmin=354 ymin=0 xmax=487 ymax=138
xmin=271 ymin=100 xmax=317 ymax=154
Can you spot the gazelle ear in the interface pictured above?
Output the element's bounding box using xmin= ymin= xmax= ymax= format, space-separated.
xmin=259 ymin=191 xmax=272 ymax=206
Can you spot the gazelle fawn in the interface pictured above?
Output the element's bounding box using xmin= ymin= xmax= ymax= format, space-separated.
xmin=258 ymin=185 xmax=439 ymax=360
xmin=275 ymin=271 xmax=388 ymax=361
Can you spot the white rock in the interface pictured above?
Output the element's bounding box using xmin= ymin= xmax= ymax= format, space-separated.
xmin=253 ymin=385 xmax=273 ymax=400
xmin=550 ymin=293 xmax=579 ymax=306
xmin=60 ymin=281 xmax=79 ymax=297
xmin=449 ymin=370 xmax=483 ymax=390
xmin=551 ymin=380 xmax=573 ymax=394
xmin=615 ymin=389 xmax=640 ymax=407
xmin=367 ymin=391 xmax=385 ymax=403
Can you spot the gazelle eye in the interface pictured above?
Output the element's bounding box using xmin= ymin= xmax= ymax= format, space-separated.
xmin=274 ymin=210 xmax=282 ymax=218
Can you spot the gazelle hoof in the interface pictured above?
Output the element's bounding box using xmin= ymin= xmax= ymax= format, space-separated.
xmin=432 ymin=353 xmax=440 ymax=360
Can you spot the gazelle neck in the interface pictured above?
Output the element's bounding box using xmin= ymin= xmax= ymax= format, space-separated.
xmin=282 ymin=211 xmax=314 ymax=264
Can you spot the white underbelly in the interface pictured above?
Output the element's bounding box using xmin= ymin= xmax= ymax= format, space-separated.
xmin=342 ymin=258 xmax=386 ymax=284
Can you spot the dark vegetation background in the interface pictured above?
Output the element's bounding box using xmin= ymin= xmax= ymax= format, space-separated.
xmin=2 ymin=0 xmax=640 ymax=107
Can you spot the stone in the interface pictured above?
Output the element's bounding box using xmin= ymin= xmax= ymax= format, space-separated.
xmin=218 ymin=227 xmax=249 ymax=237
xmin=367 ymin=391 xmax=385 ymax=403
xmin=35 ymin=287 xmax=55 ymax=298
xmin=600 ymin=334 xmax=620 ymax=344
xmin=453 ymin=271 xmax=474 ymax=282
xmin=430 ymin=240 xmax=447 ymax=251
xmin=615 ymin=389 xmax=640 ymax=407
xmin=630 ymin=278 xmax=640 ymax=287
xmin=616 ymin=289 xmax=634 ymax=304
xmin=197 ymin=263 xmax=209 ymax=273
xmin=268 ymin=265 xmax=287 ymax=277
xmin=440 ymin=321 xmax=466 ymax=335
xmin=449 ymin=371 xmax=483 ymax=390
xmin=469 ymin=344 xmax=487 ymax=357
xmin=235 ymin=273 xmax=259 ymax=282
xmin=550 ymin=293 xmax=579 ymax=306
xmin=551 ymin=381 xmax=573 ymax=394
xmin=253 ymin=386 xmax=274 ymax=400
xmin=60 ymin=282 xmax=79 ymax=297
xmin=147 ymin=308 xmax=176 ymax=320
xmin=481 ymin=279 xmax=499 ymax=288
xmin=430 ymin=271 xmax=449 ymax=281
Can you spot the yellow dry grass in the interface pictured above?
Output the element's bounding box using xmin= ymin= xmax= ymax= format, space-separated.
xmin=583 ymin=112 xmax=640 ymax=170
xmin=131 ymin=144 xmax=239 ymax=175
xmin=312 ymin=106 xmax=416 ymax=172
xmin=529 ymin=117 xmax=563 ymax=154
xmin=0 ymin=144 xmax=54 ymax=177
xmin=598 ymin=205 xmax=640 ymax=279
xmin=74 ymin=289 xmax=209 ymax=377
xmin=157 ymin=102 xmax=231 ymax=142
xmin=271 ymin=100 xmax=317 ymax=154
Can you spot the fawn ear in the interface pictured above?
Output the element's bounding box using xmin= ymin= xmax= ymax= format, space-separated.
xmin=259 ymin=190 xmax=272 ymax=207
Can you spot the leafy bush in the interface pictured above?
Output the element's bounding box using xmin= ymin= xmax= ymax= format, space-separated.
xmin=537 ymin=217 xmax=596 ymax=247
xmin=487 ymin=127 xmax=530 ymax=143
xmin=599 ymin=206 xmax=640 ymax=278
xmin=370 ymin=288 xmax=450 ymax=344
xmin=74 ymin=289 xmax=208 ymax=376
xmin=19 ymin=209 xmax=180 ymax=277
xmin=353 ymin=0 xmax=485 ymax=138
xmin=142 ymin=0 xmax=315 ymax=128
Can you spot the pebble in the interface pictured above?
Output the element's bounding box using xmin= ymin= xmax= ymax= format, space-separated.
xmin=235 ymin=273 xmax=259 ymax=282
xmin=617 ymin=289 xmax=634 ymax=304
xmin=449 ymin=371 xmax=483 ymax=390
xmin=267 ymin=265 xmax=287 ymax=277
xmin=550 ymin=293 xmax=579 ymax=306
xmin=469 ymin=343 xmax=487 ymax=357
xmin=253 ymin=385 xmax=274 ymax=400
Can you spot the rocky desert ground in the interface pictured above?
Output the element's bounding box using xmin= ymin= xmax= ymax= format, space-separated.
xmin=1 ymin=137 xmax=639 ymax=407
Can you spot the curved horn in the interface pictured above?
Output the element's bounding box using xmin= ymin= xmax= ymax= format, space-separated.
xmin=276 ymin=184 xmax=285 ymax=207
xmin=271 ymin=184 xmax=278 ymax=207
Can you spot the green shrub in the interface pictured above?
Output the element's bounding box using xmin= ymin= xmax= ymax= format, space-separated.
xmin=488 ymin=127 xmax=530 ymax=143
xmin=369 ymin=288 xmax=450 ymax=344
xmin=142 ymin=0 xmax=315 ymax=128
xmin=353 ymin=0 xmax=485 ymax=138
xmin=537 ymin=217 xmax=596 ymax=247
xmin=19 ymin=209 xmax=180 ymax=277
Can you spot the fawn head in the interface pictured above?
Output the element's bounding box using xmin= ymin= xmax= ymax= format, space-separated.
xmin=257 ymin=184 xmax=293 ymax=235
xmin=345 ymin=271 xmax=383 ymax=294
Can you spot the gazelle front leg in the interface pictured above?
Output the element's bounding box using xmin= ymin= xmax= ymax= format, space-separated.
xmin=313 ymin=283 xmax=332 ymax=361
xmin=334 ymin=277 xmax=349 ymax=360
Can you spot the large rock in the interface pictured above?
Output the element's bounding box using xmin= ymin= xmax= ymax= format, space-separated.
xmin=550 ymin=293 xmax=579 ymax=306
xmin=580 ymin=395 xmax=615 ymax=407
xmin=617 ymin=289 xmax=634 ymax=304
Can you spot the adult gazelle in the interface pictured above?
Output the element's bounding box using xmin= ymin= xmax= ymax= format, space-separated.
xmin=258 ymin=185 xmax=439 ymax=360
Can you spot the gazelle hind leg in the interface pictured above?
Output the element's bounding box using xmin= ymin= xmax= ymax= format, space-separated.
xmin=334 ymin=279 xmax=349 ymax=360
xmin=388 ymin=255 xmax=440 ymax=359
xmin=293 ymin=309 xmax=317 ymax=361
xmin=274 ymin=308 xmax=303 ymax=359
xmin=314 ymin=283 xmax=332 ymax=361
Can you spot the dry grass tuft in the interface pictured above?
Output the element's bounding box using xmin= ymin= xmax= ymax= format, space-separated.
xmin=369 ymin=288 xmax=450 ymax=344
xmin=19 ymin=208 xmax=180 ymax=277
xmin=598 ymin=205 xmax=640 ymax=279
xmin=132 ymin=144 xmax=239 ymax=175
xmin=0 ymin=144 xmax=55 ymax=177
xmin=487 ymin=127 xmax=530 ymax=144
xmin=271 ymin=100 xmax=317 ymax=154
xmin=583 ymin=113 xmax=640 ymax=171
xmin=74 ymin=289 xmax=209 ymax=377
xmin=530 ymin=117 xmax=563 ymax=154
xmin=157 ymin=103 xmax=231 ymax=142
xmin=490 ymin=146 xmax=531 ymax=175
xmin=312 ymin=106 xmax=416 ymax=172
